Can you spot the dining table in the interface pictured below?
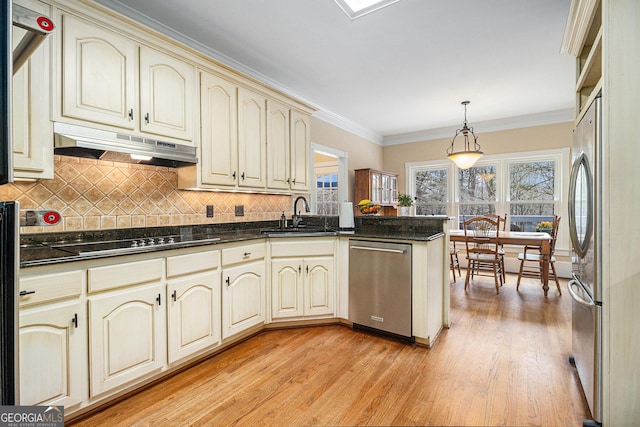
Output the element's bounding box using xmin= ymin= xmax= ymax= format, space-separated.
xmin=449 ymin=230 xmax=553 ymax=296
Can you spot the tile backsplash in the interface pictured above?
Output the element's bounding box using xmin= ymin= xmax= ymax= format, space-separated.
xmin=1 ymin=156 xmax=293 ymax=234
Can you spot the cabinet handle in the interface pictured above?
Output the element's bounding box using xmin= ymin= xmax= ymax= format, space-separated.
xmin=298 ymin=265 xmax=302 ymax=274
xmin=287 ymin=178 xmax=291 ymax=184
xmin=72 ymin=313 xmax=78 ymax=328
xmin=128 ymin=109 xmax=134 ymax=120
xmin=306 ymin=265 xmax=309 ymax=274
xmin=171 ymin=290 xmax=177 ymax=302
xmin=225 ymin=277 xmax=230 ymax=286
xmin=19 ymin=290 xmax=35 ymax=296
xmin=145 ymin=113 xmax=150 ymax=124
xmin=292 ymin=178 xmax=296 ymax=184
xmin=241 ymin=172 xmax=245 ymax=181
xmin=156 ymin=293 xmax=161 ymax=306
xmin=243 ymin=252 xmax=251 ymax=257
xmin=232 ymin=171 xmax=236 ymax=180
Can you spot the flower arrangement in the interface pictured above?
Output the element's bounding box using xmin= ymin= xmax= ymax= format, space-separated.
xmin=537 ymin=221 xmax=553 ymax=230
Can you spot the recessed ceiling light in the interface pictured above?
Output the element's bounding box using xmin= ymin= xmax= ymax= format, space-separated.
xmin=334 ymin=0 xmax=401 ymax=20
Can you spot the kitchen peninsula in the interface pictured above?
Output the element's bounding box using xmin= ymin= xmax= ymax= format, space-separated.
xmin=18 ymin=215 xmax=449 ymax=419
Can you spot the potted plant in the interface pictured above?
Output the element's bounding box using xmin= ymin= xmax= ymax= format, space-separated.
xmin=397 ymin=194 xmax=413 ymax=216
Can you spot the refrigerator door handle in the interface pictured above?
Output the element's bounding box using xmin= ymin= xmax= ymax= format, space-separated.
xmin=567 ymin=279 xmax=596 ymax=308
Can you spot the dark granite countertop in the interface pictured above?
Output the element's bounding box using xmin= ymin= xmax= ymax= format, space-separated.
xmin=20 ymin=216 xmax=448 ymax=268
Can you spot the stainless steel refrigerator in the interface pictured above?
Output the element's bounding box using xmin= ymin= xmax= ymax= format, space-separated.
xmin=567 ymin=95 xmax=602 ymax=425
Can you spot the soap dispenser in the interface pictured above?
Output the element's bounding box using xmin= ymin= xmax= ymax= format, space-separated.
xmin=279 ymin=211 xmax=287 ymax=230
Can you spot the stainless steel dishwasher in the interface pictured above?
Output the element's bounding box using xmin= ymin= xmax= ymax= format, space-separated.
xmin=349 ymin=239 xmax=412 ymax=340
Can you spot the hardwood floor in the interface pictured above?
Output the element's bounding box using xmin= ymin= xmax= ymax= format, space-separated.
xmin=69 ymin=273 xmax=590 ymax=426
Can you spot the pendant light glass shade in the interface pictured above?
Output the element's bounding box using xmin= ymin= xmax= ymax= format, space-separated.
xmin=446 ymin=101 xmax=483 ymax=169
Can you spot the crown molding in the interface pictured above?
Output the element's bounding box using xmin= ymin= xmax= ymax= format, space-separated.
xmin=382 ymin=108 xmax=575 ymax=146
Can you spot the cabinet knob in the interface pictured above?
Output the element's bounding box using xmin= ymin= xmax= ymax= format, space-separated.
xmin=232 ymin=171 xmax=236 ymax=180
xmin=171 ymin=290 xmax=177 ymax=302
xmin=298 ymin=265 xmax=302 ymax=274
xmin=72 ymin=313 xmax=78 ymax=328
xmin=241 ymin=172 xmax=245 ymax=181
xmin=145 ymin=113 xmax=150 ymax=124
xmin=128 ymin=109 xmax=134 ymax=120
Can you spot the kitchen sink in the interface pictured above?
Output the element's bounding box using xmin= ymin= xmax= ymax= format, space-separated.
xmin=260 ymin=227 xmax=338 ymax=237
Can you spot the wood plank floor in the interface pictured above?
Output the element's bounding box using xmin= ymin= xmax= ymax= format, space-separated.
xmin=69 ymin=273 xmax=590 ymax=426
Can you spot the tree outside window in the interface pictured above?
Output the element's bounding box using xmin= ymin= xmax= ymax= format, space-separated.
xmin=458 ymin=165 xmax=497 ymax=226
xmin=508 ymin=161 xmax=555 ymax=231
xmin=414 ymin=168 xmax=448 ymax=215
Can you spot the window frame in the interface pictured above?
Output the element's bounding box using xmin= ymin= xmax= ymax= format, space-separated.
xmin=406 ymin=148 xmax=570 ymax=253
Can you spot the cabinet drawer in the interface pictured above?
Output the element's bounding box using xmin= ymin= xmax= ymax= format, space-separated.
xmin=167 ymin=250 xmax=219 ymax=278
xmin=271 ymin=239 xmax=335 ymax=258
xmin=19 ymin=270 xmax=84 ymax=307
xmin=88 ymin=259 xmax=163 ymax=293
xmin=221 ymin=243 xmax=265 ymax=266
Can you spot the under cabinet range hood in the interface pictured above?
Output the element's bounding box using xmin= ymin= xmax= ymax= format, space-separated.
xmin=53 ymin=123 xmax=198 ymax=168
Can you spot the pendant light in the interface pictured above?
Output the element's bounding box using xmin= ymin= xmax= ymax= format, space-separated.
xmin=446 ymin=101 xmax=483 ymax=170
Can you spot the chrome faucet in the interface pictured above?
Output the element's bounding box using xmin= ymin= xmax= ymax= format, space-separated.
xmin=292 ymin=196 xmax=310 ymax=227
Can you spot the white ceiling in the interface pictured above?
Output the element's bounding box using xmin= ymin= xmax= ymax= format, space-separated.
xmin=94 ymin=0 xmax=575 ymax=145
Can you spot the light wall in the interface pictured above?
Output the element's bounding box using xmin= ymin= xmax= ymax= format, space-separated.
xmin=311 ymin=117 xmax=383 ymax=201
xmin=383 ymin=122 xmax=575 ymax=192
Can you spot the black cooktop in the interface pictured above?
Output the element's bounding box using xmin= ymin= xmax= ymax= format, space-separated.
xmin=49 ymin=234 xmax=220 ymax=256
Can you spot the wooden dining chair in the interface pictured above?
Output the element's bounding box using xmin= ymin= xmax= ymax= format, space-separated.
xmin=483 ymin=213 xmax=507 ymax=281
xmin=463 ymin=216 xmax=503 ymax=293
xmin=516 ymin=215 xmax=562 ymax=294
xmin=450 ymin=242 xmax=461 ymax=281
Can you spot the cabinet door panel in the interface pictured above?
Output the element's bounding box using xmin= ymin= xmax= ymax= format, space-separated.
xmin=167 ymin=271 xmax=221 ymax=364
xmin=88 ymin=284 xmax=165 ymax=397
xmin=290 ymin=110 xmax=310 ymax=191
xmin=271 ymin=259 xmax=303 ymax=319
xmin=200 ymin=72 xmax=238 ymax=186
xmin=222 ymin=261 xmax=265 ymax=339
xmin=237 ymin=88 xmax=266 ymax=188
xmin=19 ymin=302 xmax=83 ymax=407
xmin=62 ymin=14 xmax=136 ymax=129
xmin=306 ymin=257 xmax=335 ymax=317
xmin=266 ymin=100 xmax=290 ymax=190
xmin=140 ymin=47 xmax=195 ymax=141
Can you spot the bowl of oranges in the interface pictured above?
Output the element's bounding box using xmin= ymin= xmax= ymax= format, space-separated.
xmin=357 ymin=200 xmax=381 ymax=215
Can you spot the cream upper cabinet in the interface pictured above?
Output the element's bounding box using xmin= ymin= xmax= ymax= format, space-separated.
xmin=199 ymin=71 xmax=238 ymax=186
xmin=139 ymin=47 xmax=195 ymax=141
xmin=289 ymin=110 xmax=310 ymax=192
xmin=62 ymin=13 xmax=137 ymax=130
xmin=237 ymin=87 xmax=267 ymax=188
xmin=266 ymin=100 xmax=291 ymax=190
xmin=266 ymin=101 xmax=311 ymax=192
xmin=12 ymin=0 xmax=53 ymax=179
xmin=60 ymin=13 xmax=195 ymax=143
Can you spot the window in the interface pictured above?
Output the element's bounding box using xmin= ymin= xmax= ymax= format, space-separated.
xmin=315 ymin=171 xmax=339 ymax=215
xmin=414 ymin=168 xmax=448 ymax=215
xmin=407 ymin=148 xmax=568 ymax=234
xmin=508 ymin=160 xmax=556 ymax=231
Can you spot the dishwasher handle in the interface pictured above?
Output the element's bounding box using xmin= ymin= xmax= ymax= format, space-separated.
xmin=350 ymin=245 xmax=407 ymax=254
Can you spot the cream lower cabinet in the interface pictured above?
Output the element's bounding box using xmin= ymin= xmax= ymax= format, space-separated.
xmin=166 ymin=250 xmax=221 ymax=364
xmin=270 ymin=238 xmax=336 ymax=321
xmin=221 ymin=243 xmax=266 ymax=339
xmin=87 ymin=259 xmax=165 ymax=397
xmin=19 ymin=301 xmax=84 ymax=407
xmin=18 ymin=269 xmax=85 ymax=408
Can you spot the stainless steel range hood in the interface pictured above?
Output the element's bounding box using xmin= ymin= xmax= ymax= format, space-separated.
xmin=53 ymin=122 xmax=198 ymax=168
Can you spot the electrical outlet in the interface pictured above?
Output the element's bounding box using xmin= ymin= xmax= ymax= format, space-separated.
xmin=235 ymin=205 xmax=244 ymax=216
xmin=206 ymin=205 xmax=214 ymax=218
